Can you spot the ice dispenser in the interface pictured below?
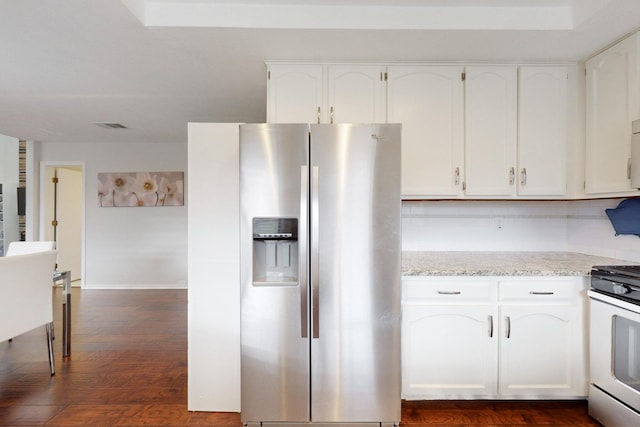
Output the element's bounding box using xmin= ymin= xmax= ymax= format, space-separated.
xmin=252 ymin=217 xmax=299 ymax=286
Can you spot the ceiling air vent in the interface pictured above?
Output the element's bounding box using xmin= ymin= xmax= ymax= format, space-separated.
xmin=94 ymin=122 xmax=127 ymax=129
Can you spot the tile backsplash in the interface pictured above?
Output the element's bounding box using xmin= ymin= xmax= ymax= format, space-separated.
xmin=402 ymin=198 xmax=640 ymax=262
xmin=567 ymin=199 xmax=640 ymax=262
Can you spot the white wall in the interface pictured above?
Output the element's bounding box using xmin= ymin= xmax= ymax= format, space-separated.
xmin=38 ymin=141 xmax=187 ymax=288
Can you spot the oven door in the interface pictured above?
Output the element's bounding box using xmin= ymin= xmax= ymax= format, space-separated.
xmin=590 ymin=292 xmax=640 ymax=414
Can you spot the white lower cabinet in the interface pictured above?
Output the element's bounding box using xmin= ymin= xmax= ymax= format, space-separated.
xmin=402 ymin=276 xmax=588 ymax=400
xmin=498 ymin=304 xmax=580 ymax=397
xmin=403 ymin=304 xmax=497 ymax=397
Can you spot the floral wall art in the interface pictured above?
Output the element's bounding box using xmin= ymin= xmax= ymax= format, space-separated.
xmin=98 ymin=171 xmax=184 ymax=207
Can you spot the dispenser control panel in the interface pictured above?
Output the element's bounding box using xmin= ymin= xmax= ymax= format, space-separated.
xmin=253 ymin=218 xmax=298 ymax=240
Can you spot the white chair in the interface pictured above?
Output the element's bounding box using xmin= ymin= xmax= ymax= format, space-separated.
xmin=6 ymin=241 xmax=56 ymax=256
xmin=5 ymin=241 xmax=59 ymax=345
xmin=0 ymin=250 xmax=58 ymax=374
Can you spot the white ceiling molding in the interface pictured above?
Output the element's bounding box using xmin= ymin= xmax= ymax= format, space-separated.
xmin=122 ymin=0 xmax=577 ymax=30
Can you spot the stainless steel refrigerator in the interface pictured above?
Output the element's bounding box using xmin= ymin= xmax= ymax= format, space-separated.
xmin=240 ymin=123 xmax=401 ymax=427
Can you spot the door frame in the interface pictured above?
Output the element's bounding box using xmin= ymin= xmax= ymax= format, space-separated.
xmin=39 ymin=161 xmax=86 ymax=288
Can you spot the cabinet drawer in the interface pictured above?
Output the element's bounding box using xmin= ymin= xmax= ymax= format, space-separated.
xmin=403 ymin=277 xmax=495 ymax=303
xmin=498 ymin=278 xmax=580 ymax=302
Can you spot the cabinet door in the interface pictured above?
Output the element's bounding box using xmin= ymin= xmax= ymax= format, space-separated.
xmin=518 ymin=67 xmax=568 ymax=196
xmin=499 ymin=305 xmax=582 ymax=397
xmin=267 ymin=64 xmax=324 ymax=123
xmin=402 ymin=304 xmax=497 ymax=399
xmin=327 ymin=65 xmax=385 ymax=124
xmin=387 ymin=66 xmax=464 ymax=197
xmin=464 ymin=66 xmax=517 ymax=196
xmin=585 ymin=33 xmax=639 ymax=194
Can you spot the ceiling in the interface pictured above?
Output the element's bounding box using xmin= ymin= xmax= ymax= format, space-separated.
xmin=0 ymin=0 xmax=638 ymax=144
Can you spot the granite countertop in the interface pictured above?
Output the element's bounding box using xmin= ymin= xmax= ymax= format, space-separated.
xmin=401 ymin=251 xmax=636 ymax=277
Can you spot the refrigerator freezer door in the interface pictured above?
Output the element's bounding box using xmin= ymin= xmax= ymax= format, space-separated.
xmin=240 ymin=124 xmax=310 ymax=422
xmin=309 ymin=124 xmax=402 ymax=423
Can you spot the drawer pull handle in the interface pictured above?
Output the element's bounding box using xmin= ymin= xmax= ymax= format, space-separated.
xmin=529 ymin=291 xmax=554 ymax=295
xmin=437 ymin=291 xmax=461 ymax=295
xmin=488 ymin=315 xmax=493 ymax=338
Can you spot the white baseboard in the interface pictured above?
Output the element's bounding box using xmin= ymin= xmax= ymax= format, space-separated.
xmin=82 ymin=283 xmax=187 ymax=290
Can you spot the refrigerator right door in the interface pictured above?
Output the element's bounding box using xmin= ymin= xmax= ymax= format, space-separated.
xmin=309 ymin=123 xmax=402 ymax=423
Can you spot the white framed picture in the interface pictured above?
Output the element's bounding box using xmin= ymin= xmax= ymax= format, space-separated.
xmin=98 ymin=171 xmax=184 ymax=207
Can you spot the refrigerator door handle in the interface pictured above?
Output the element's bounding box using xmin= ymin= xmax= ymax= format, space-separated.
xmin=311 ymin=166 xmax=320 ymax=339
xmin=300 ymin=166 xmax=308 ymax=338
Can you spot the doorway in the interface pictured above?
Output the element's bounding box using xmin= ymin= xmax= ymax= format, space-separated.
xmin=41 ymin=163 xmax=84 ymax=286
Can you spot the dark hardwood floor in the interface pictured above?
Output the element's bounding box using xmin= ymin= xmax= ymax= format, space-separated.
xmin=0 ymin=289 xmax=601 ymax=426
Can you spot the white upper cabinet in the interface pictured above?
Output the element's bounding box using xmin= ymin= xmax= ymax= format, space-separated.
xmin=266 ymin=61 xmax=577 ymax=199
xmin=517 ymin=66 xmax=569 ymax=196
xmin=267 ymin=63 xmax=384 ymax=124
xmin=464 ymin=66 xmax=518 ymax=196
xmin=326 ymin=65 xmax=385 ymax=123
xmin=585 ymin=32 xmax=640 ymax=194
xmin=387 ymin=66 xmax=464 ymax=197
xmin=267 ymin=64 xmax=324 ymax=123
xmin=464 ymin=65 xmax=569 ymax=198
